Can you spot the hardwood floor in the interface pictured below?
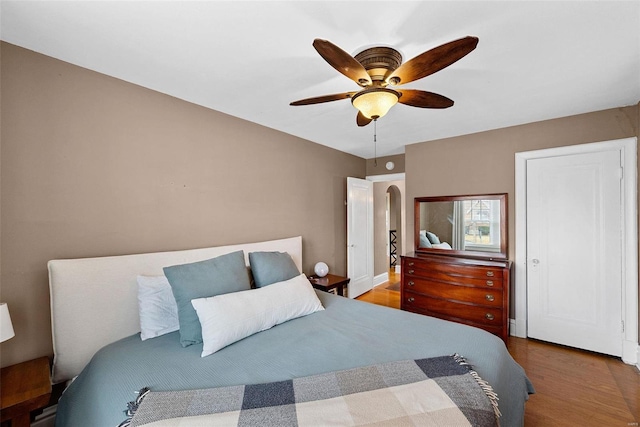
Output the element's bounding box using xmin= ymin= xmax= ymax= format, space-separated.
xmin=356 ymin=271 xmax=639 ymax=426
xmin=356 ymin=268 xmax=400 ymax=309
xmin=509 ymin=337 xmax=638 ymax=426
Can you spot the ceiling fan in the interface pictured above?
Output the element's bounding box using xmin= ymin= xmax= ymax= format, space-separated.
xmin=290 ymin=36 xmax=479 ymax=126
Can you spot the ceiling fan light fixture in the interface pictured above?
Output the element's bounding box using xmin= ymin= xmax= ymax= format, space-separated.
xmin=351 ymin=88 xmax=400 ymax=120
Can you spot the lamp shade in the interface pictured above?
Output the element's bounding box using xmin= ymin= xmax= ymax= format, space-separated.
xmin=314 ymin=262 xmax=329 ymax=278
xmin=351 ymin=88 xmax=400 ymax=120
xmin=0 ymin=303 xmax=15 ymax=343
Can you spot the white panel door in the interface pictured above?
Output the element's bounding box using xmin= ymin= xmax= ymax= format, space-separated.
xmin=527 ymin=149 xmax=623 ymax=356
xmin=347 ymin=177 xmax=373 ymax=298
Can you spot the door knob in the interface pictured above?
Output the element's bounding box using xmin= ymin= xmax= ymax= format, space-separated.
xmin=532 ymin=259 xmax=540 ymax=265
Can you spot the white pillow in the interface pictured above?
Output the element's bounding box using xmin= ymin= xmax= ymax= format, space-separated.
xmin=191 ymin=273 xmax=324 ymax=357
xmin=137 ymin=275 xmax=179 ymax=341
xmin=433 ymin=242 xmax=452 ymax=250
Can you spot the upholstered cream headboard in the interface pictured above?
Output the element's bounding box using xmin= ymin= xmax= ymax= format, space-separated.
xmin=48 ymin=236 xmax=302 ymax=384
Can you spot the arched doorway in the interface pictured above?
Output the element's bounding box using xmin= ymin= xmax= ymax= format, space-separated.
xmin=370 ymin=177 xmax=405 ymax=288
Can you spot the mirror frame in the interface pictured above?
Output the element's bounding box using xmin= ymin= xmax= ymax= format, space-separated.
xmin=414 ymin=193 xmax=508 ymax=260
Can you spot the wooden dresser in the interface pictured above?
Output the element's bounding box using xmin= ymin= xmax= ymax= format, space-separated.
xmin=401 ymin=253 xmax=511 ymax=343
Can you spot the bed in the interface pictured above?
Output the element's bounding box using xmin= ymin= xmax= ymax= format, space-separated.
xmin=49 ymin=236 xmax=533 ymax=426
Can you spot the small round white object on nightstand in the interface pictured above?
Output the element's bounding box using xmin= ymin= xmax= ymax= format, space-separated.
xmin=314 ymin=262 xmax=329 ymax=277
xmin=385 ymin=161 xmax=395 ymax=171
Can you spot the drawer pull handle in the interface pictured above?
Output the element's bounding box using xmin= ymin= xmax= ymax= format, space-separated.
xmin=407 ymin=297 xmax=415 ymax=303
xmin=408 ymin=281 xmax=415 ymax=287
xmin=408 ymin=262 xmax=414 ymax=267
xmin=485 ymin=294 xmax=495 ymax=302
xmin=485 ymin=313 xmax=495 ymax=321
xmin=486 ymin=271 xmax=495 ymax=277
xmin=408 ymin=269 xmax=414 ymax=275
xmin=486 ymin=280 xmax=494 ymax=286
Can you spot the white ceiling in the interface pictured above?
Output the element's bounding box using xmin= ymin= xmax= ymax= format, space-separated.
xmin=2 ymin=1 xmax=639 ymax=159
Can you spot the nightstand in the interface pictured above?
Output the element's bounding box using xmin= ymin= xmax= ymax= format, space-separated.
xmin=308 ymin=274 xmax=350 ymax=296
xmin=1 ymin=357 xmax=52 ymax=427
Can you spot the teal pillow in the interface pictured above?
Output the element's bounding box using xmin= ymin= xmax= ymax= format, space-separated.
xmin=163 ymin=250 xmax=250 ymax=347
xmin=419 ymin=234 xmax=432 ymax=248
xmin=249 ymin=251 xmax=300 ymax=287
xmin=426 ymin=231 xmax=441 ymax=244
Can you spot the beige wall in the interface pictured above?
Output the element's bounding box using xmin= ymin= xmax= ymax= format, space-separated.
xmin=406 ymin=105 xmax=639 ymax=326
xmin=366 ymin=154 xmax=405 ymax=177
xmin=0 ymin=43 xmax=366 ymax=367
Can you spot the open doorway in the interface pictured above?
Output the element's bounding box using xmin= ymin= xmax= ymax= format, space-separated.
xmin=372 ymin=179 xmax=405 ymax=287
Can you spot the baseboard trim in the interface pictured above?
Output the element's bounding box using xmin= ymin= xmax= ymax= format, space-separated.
xmin=373 ymin=272 xmax=389 ymax=287
xmin=509 ymin=319 xmax=517 ymax=337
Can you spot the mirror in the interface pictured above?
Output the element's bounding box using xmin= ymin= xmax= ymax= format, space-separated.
xmin=415 ymin=193 xmax=507 ymax=260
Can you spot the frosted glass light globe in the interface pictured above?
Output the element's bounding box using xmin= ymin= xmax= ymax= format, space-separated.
xmin=314 ymin=262 xmax=329 ymax=277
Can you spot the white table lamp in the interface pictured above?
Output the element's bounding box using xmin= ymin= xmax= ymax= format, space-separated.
xmin=0 ymin=302 xmax=15 ymax=342
xmin=314 ymin=262 xmax=329 ymax=278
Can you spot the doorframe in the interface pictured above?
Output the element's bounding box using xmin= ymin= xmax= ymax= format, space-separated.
xmin=514 ymin=137 xmax=638 ymax=366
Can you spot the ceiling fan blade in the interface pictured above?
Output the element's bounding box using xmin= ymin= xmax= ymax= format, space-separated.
xmin=388 ymin=36 xmax=479 ymax=85
xmin=398 ymin=89 xmax=454 ymax=108
xmin=313 ymin=39 xmax=372 ymax=87
xmin=290 ymin=92 xmax=357 ymax=106
xmin=356 ymin=111 xmax=373 ymax=127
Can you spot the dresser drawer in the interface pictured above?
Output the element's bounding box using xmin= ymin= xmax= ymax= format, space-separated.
xmin=404 ymin=278 xmax=503 ymax=306
xmin=404 ymin=259 xmax=503 ymax=281
xmin=403 ymin=292 xmax=504 ymax=326
xmin=405 ymin=271 xmax=501 ymax=290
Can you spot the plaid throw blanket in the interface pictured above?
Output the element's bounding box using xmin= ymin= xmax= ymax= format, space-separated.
xmin=120 ymin=354 xmax=500 ymax=427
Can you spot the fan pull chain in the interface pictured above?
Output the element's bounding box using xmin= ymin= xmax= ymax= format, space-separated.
xmin=373 ymin=119 xmax=377 ymax=167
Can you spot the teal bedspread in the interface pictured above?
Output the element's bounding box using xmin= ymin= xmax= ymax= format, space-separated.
xmin=55 ymin=291 xmax=533 ymax=427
